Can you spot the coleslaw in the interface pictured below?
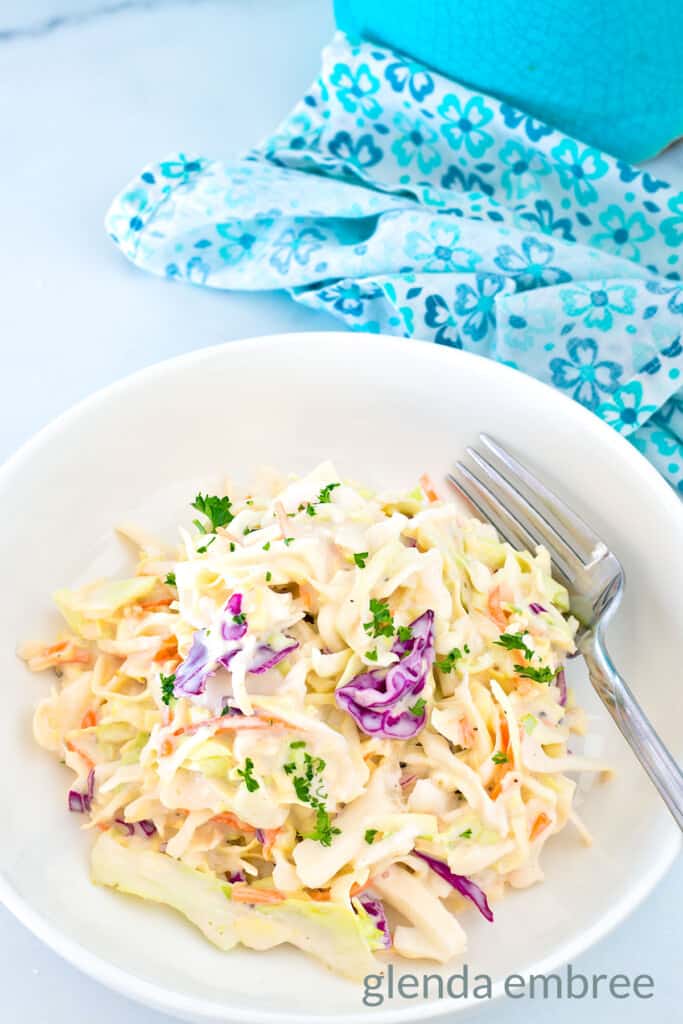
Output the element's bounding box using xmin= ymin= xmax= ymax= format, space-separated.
xmin=23 ymin=462 xmax=608 ymax=979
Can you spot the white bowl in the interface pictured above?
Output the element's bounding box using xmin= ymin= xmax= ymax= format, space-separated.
xmin=0 ymin=332 xmax=680 ymax=1023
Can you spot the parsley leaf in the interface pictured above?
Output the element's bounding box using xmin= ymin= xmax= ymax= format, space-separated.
xmin=305 ymin=503 xmax=317 ymax=517
xmin=436 ymin=648 xmax=462 ymax=673
xmin=265 ymin=571 xmax=272 ymax=583
xmin=494 ymin=632 xmax=534 ymax=660
xmin=232 ymin=612 xmax=246 ymax=625
xmin=164 ymin=572 xmax=176 ymax=587
xmin=366 ymin=648 xmax=378 ymax=662
xmin=459 ymin=828 xmax=473 ymax=839
xmin=196 ymin=536 xmax=216 ymax=554
xmin=396 ymin=625 xmax=413 ymax=643
xmin=262 ymin=541 xmax=271 ymax=551
xmin=236 ymin=757 xmax=260 ymax=792
xmin=160 ymin=673 xmax=176 ymax=706
xmin=363 ymin=598 xmax=394 ymax=639
xmin=284 ymin=744 xmax=340 ymax=846
xmin=492 ymin=751 xmax=508 ymax=764
xmin=317 ymin=482 xmax=341 ymax=504
xmin=283 ymin=537 xmax=294 ymax=546
xmin=229 ymin=542 xmax=236 ymax=552
xmin=408 ymin=697 xmax=426 ymax=717
xmin=364 ymin=829 xmax=378 ymax=845
xmin=353 ymin=551 xmax=369 ymax=569
xmin=515 ymin=664 xmax=557 ymax=684
xmin=307 ymin=806 xmax=341 ymax=847
xmin=191 ymin=493 xmax=234 ymax=531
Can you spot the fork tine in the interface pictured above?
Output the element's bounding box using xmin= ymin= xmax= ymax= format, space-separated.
xmin=448 ymin=464 xmax=572 ymax=588
xmin=479 ymin=434 xmax=608 ymax=566
xmin=465 ymin=448 xmax=583 ymax=581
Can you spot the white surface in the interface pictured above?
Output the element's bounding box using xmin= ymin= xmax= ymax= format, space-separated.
xmin=0 ymin=1 xmax=681 ymax=1022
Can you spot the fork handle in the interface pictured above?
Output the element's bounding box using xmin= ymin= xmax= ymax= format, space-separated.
xmin=581 ymin=629 xmax=683 ymax=831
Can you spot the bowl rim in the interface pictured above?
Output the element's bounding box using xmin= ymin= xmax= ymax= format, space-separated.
xmin=0 ymin=331 xmax=680 ymax=1023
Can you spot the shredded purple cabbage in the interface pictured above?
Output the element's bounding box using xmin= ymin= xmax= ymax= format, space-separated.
xmin=556 ymin=667 xmax=567 ymax=707
xmin=172 ymin=591 xmax=299 ymax=699
xmin=255 ymin=828 xmax=266 ymax=844
xmin=413 ymin=850 xmax=494 ymax=922
xmin=335 ymin=610 xmax=434 ymax=739
xmin=249 ymin=640 xmax=299 ymax=674
xmin=114 ymin=818 xmax=157 ymax=837
xmin=355 ymin=891 xmax=392 ymax=948
xmin=68 ymin=768 xmax=94 ymax=814
xmin=228 ymin=870 xmax=246 ymax=883
xmin=529 ymin=602 xmax=547 ymax=614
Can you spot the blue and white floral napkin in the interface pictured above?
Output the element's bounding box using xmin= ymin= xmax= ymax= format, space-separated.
xmin=107 ymin=32 xmax=683 ymax=493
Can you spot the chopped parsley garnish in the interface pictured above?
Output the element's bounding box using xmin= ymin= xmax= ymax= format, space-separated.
xmin=436 ymin=648 xmax=462 ymax=673
xmin=191 ymin=493 xmax=234 ymax=532
xmin=164 ymin=572 xmax=176 ymax=587
xmin=283 ymin=537 xmax=295 ymax=546
xmin=160 ymin=673 xmax=176 ymax=706
xmin=232 ymin=612 xmax=246 ymax=625
xmin=364 ymin=829 xmax=378 ymax=845
xmin=317 ymin=482 xmax=341 ymax=504
xmin=242 ymin=526 xmax=255 ymax=536
xmin=283 ymin=744 xmax=340 ymax=847
xmin=220 ymin=705 xmax=233 ymax=717
xmin=265 ymin=571 xmax=272 ymax=583
xmin=463 ymin=644 xmax=470 ymax=654
xmin=309 ymin=806 xmax=341 ymax=847
xmin=305 ymin=503 xmax=317 ymax=517
xmin=515 ymin=664 xmax=557 ymax=684
xmin=494 ymin=632 xmax=534 ymax=661
xmin=353 ymin=551 xmax=369 ymax=569
xmin=229 ymin=542 xmax=235 ymax=552
xmin=408 ymin=697 xmax=426 ymax=717
xmin=366 ymin=648 xmax=378 ymax=662
xmin=363 ymin=598 xmax=394 ymax=639
xmin=397 ymin=625 xmax=413 ymax=643
xmin=492 ymin=751 xmax=509 ymax=765
xmin=196 ymin=536 xmax=216 ymax=554
xmin=236 ymin=757 xmax=260 ymax=792
xmin=262 ymin=541 xmax=271 ymax=551
xmin=459 ymin=828 xmax=473 ymax=839
xmin=245 ymin=499 xmax=253 ymax=506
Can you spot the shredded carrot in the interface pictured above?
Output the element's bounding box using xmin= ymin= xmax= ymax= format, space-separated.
xmin=459 ymin=716 xmax=475 ymax=747
xmin=419 ymin=473 xmax=439 ymax=503
xmin=139 ymin=598 xmax=174 ymax=611
xmin=65 ymin=738 xmax=94 ymax=769
xmin=231 ymin=885 xmax=285 ymax=905
xmin=499 ymin=719 xmax=510 ymax=751
xmin=81 ymin=709 xmax=97 ymax=729
xmin=28 ymin=641 xmax=91 ymax=672
xmin=530 ymin=812 xmax=551 ymax=840
xmin=153 ymin=638 xmax=178 ymax=663
xmin=487 ymin=586 xmax=508 ymax=630
xmin=350 ymin=879 xmax=372 ymax=897
xmin=96 ymin=822 xmax=109 ymax=832
xmin=299 ymin=582 xmax=316 ymax=614
xmin=489 ymin=781 xmax=503 ymax=801
xmin=172 ymin=713 xmax=279 ymax=740
xmin=159 ymin=738 xmax=174 ymax=758
xmin=211 ymin=812 xmax=257 ymax=834
xmin=261 ymin=828 xmax=281 ymax=858
xmin=308 ymin=889 xmax=331 ymax=902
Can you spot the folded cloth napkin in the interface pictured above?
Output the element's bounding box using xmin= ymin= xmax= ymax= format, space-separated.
xmin=107 ymin=32 xmax=683 ymax=493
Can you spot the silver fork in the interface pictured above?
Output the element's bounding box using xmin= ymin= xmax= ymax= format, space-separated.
xmin=448 ymin=433 xmax=683 ymax=831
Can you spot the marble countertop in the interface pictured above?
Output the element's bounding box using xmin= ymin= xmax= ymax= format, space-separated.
xmin=1 ymin=2 xmax=680 ymax=1021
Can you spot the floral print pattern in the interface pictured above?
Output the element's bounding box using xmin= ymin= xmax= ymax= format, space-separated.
xmin=107 ymin=31 xmax=683 ymax=493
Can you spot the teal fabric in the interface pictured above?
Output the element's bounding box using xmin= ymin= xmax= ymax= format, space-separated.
xmin=334 ymin=0 xmax=683 ymax=163
xmin=106 ymin=33 xmax=683 ymax=493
